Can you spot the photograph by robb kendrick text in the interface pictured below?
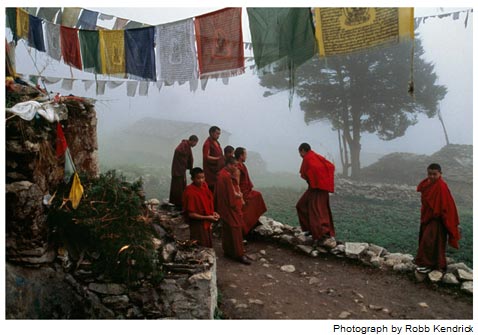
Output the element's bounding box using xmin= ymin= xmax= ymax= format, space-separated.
xmin=332 ymin=324 xmax=474 ymax=335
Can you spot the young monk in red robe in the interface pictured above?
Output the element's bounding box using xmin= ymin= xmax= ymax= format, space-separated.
xmin=415 ymin=163 xmax=460 ymax=273
xmin=202 ymin=126 xmax=225 ymax=192
xmin=234 ymin=147 xmax=267 ymax=236
xmin=224 ymin=145 xmax=235 ymax=160
xmin=215 ymin=157 xmax=251 ymax=265
xmin=182 ymin=167 xmax=220 ymax=248
xmin=296 ymin=143 xmax=336 ymax=249
xmin=169 ymin=135 xmax=198 ymax=208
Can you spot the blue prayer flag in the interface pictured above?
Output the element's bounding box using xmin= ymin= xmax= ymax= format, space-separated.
xmin=28 ymin=15 xmax=46 ymax=52
xmin=124 ymin=26 xmax=156 ymax=81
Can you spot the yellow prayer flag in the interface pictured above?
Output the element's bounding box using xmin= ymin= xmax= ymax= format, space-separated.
xmin=69 ymin=172 xmax=84 ymax=209
xmin=99 ymin=30 xmax=126 ymax=75
xmin=315 ymin=8 xmax=414 ymax=57
xmin=16 ymin=8 xmax=29 ymax=40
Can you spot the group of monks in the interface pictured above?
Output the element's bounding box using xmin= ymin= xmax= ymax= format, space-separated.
xmin=172 ymin=126 xmax=267 ymax=265
xmin=171 ymin=127 xmax=461 ymax=272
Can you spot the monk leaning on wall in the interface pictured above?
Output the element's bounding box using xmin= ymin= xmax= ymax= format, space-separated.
xmin=202 ymin=126 xmax=225 ymax=192
xmin=169 ymin=135 xmax=198 ymax=209
xmin=415 ymin=163 xmax=460 ymax=273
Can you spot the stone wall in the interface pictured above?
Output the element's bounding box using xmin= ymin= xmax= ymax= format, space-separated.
xmin=5 ymin=100 xmax=218 ymax=319
xmin=6 ymin=99 xmax=98 ymax=261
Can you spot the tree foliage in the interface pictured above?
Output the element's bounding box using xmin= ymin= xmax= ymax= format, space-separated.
xmin=258 ymin=33 xmax=447 ymax=178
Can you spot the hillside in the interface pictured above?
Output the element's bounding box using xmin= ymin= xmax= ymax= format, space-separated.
xmin=360 ymin=144 xmax=472 ymax=206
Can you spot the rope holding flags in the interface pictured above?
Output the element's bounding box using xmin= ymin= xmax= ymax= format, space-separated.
xmin=6 ymin=6 xmax=472 ymax=97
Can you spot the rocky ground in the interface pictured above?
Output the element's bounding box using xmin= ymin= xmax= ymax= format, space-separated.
xmin=214 ymin=238 xmax=473 ymax=320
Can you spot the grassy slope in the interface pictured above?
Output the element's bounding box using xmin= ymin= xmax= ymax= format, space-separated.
xmin=98 ymin=162 xmax=473 ymax=268
xmin=260 ymin=186 xmax=473 ymax=267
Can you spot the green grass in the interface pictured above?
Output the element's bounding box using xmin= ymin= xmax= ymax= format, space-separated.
xmin=260 ymin=186 xmax=473 ymax=267
xmin=97 ymin=164 xmax=473 ymax=268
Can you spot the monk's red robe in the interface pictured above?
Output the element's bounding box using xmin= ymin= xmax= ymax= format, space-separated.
xmin=237 ymin=162 xmax=267 ymax=235
xmin=202 ymin=137 xmax=225 ymax=191
xmin=296 ymin=150 xmax=335 ymax=240
xmin=415 ymin=177 xmax=460 ymax=270
xmin=182 ymin=182 xmax=215 ymax=248
xmin=169 ymin=140 xmax=193 ymax=207
xmin=215 ymin=168 xmax=244 ymax=259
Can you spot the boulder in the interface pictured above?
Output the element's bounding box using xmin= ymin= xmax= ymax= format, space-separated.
xmin=456 ymin=269 xmax=473 ymax=281
xmin=461 ymin=281 xmax=473 ymax=294
xmin=297 ymin=245 xmax=314 ymax=255
xmin=428 ymin=270 xmax=444 ymax=282
xmin=345 ymin=242 xmax=369 ymax=259
xmin=442 ymin=273 xmax=460 ymax=285
xmin=280 ymin=265 xmax=296 ymax=273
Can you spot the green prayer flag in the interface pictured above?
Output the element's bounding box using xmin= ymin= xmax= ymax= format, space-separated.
xmin=247 ymin=8 xmax=317 ymax=71
xmin=79 ymin=30 xmax=102 ymax=73
xmin=6 ymin=8 xmax=17 ymax=40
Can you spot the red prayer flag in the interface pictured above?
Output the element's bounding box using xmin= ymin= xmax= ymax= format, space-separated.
xmin=194 ymin=8 xmax=244 ymax=78
xmin=60 ymin=26 xmax=82 ymax=69
xmin=56 ymin=123 xmax=68 ymax=157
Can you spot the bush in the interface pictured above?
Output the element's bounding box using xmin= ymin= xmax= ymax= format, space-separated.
xmin=48 ymin=170 xmax=162 ymax=283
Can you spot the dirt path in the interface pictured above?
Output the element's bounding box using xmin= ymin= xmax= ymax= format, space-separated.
xmin=213 ymin=238 xmax=473 ymax=320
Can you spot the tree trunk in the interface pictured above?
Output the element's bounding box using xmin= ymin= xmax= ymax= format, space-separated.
xmin=349 ymin=102 xmax=362 ymax=180
xmin=349 ymin=138 xmax=361 ymax=180
xmin=335 ymin=65 xmax=352 ymax=177
xmin=437 ymin=106 xmax=450 ymax=146
xmin=337 ymin=129 xmax=346 ymax=176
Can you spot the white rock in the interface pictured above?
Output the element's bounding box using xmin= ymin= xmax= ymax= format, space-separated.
xmin=418 ymin=302 xmax=429 ymax=308
xmin=280 ymin=265 xmax=296 ymax=273
xmin=369 ymin=305 xmax=383 ymax=311
xmin=442 ymin=273 xmax=460 ymax=285
xmin=461 ymin=281 xmax=473 ymax=294
xmin=271 ymin=220 xmax=284 ymax=228
xmin=370 ymin=256 xmax=383 ymax=268
xmin=309 ymin=277 xmax=320 ymax=285
xmin=447 ymin=262 xmax=473 ymax=274
xmin=297 ymin=245 xmax=314 ymax=254
xmin=339 ymin=311 xmax=351 ymax=319
xmin=259 ymin=250 xmax=267 ymax=255
xmin=393 ymin=262 xmax=415 ymax=273
xmin=456 ymin=269 xmax=473 ymax=281
xmin=427 ymin=270 xmax=443 ymax=282
xmin=368 ymin=244 xmax=385 ymax=257
xmin=236 ymin=304 xmax=248 ymax=309
xmin=345 ymin=242 xmax=369 ymax=259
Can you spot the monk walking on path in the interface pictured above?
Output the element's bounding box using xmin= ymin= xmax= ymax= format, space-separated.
xmin=169 ymin=135 xmax=198 ymax=208
xmin=215 ymin=157 xmax=251 ymax=265
xmin=415 ymin=163 xmax=460 ymax=273
xmin=203 ymin=126 xmax=225 ymax=192
xmin=296 ymin=143 xmax=336 ymax=249
xmin=234 ymin=147 xmax=267 ymax=236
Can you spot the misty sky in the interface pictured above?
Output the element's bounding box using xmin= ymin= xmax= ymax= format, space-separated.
xmin=6 ymin=6 xmax=474 ymax=172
